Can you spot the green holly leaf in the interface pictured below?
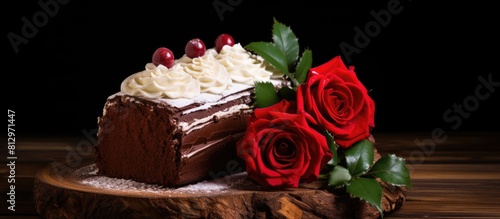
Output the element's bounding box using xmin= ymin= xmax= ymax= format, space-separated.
xmin=254 ymin=82 xmax=280 ymax=108
xmin=294 ymin=49 xmax=312 ymax=84
xmin=368 ymin=154 xmax=413 ymax=190
xmin=346 ymin=177 xmax=383 ymax=216
xmin=345 ymin=140 xmax=374 ymax=176
xmin=271 ymin=18 xmax=299 ymax=71
xmin=245 ymin=18 xmax=313 ymax=88
xmin=245 ymin=42 xmax=289 ymax=77
xmin=328 ymin=166 xmax=351 ymax=188
xmin=278 ymin=86 xmax=296 ymax=101
xmin=325 ymin=131 xmax=339 ymax=166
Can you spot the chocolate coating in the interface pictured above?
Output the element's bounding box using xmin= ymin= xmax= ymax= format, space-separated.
xmin=95 ymin=91 xmax=251 ymax=187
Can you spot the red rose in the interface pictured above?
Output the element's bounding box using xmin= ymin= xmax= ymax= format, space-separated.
xmin=297 ymin=56 xmax=375 ymax=148
xmin=237 ymin=100 xmax=332 ymax=188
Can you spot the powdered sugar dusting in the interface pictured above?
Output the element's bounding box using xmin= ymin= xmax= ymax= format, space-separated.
xmin=82 ymin=176 xmax=166 ymax=193
xmin=174 ymin=171 xmax=254 ymax=193
xmin=73 ymin=164 xmax=256 ymax=194
xmin=175 ymin=181 xmax=229 ymax=192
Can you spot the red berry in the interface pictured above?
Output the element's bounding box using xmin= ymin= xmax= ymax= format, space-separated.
xmin=215 ymin=33 xmax=234 ymax=52
xmin=185 ymin=38 xmax=206 ymax=58
xmin=152 ymin=47 xmax=175 ymax=68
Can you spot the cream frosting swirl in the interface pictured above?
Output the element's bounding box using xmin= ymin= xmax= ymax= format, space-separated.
xmin=215 ymin=43 xmax=274 ymax=85
xmin=179 ymin=51 xmax=232 ymax=94
xmin=120 ymin=63 xmax=200 ymax=99
xmin=120 ymin=44 xmax=281 ymax=99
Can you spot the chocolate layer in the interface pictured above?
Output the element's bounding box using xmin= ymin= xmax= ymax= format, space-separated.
xmin=95 ymin=89 xmax=251 ymax=187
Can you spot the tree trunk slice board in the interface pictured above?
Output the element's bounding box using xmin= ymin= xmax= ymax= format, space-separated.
xmin=33 ymin=144 xmax=408 ymax=219
xmin=34 ymin=159 xmax=407 ymax=219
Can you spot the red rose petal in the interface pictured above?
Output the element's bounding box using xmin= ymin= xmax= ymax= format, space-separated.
xmin=267 ymin=135 xmax=297 ymax=169
xmin=265 ymin=130 xmax=307 ymax=176
xmin=345 ymin=83 xmax=366 ymax=114
xmin=296 ymin=55 xmax=376 ymax=148
xmin=236 ymin=99 xmax=333 ymax=188
xmin=323 ymin=89 xmax=349 ymax=123
xmin=310 ymin=56 xmax=348 ymax=76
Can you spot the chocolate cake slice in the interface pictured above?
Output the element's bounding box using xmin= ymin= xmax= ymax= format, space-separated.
xmin=94 ymin=37 xmax=283 ymax=187
xmin=95 ymin=83 xmax=254 ymax=187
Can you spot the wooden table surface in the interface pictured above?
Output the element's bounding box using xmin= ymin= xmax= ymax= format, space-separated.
xmin=1 ymin=131 xmax=499 ymax=219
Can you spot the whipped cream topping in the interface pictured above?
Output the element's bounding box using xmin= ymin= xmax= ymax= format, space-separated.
xmin=215 ymin=43 xmax=274 ymax=85
xmin=179 ymin=51 xmax=232 ymax=94
xmin=120 ymin=44 xmax=280 ymax=99
xmin=121 ymin=63 xmax=200 ymax=99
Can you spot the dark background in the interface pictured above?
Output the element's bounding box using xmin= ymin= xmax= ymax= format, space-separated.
xmin=3 ymin=0 xmax=499 ymax=137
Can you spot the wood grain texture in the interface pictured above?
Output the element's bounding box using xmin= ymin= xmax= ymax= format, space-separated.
xmin=1 ymin=132 xmax=499 ymax=218
xmin=32 ymin=160 xmax=406 ymax=219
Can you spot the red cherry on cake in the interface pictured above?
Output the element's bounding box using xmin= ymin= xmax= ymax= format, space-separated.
xmin=152 ymin=47 xmax=175 ymax=68
xmin=185 ymin=38 xmax=206 ymax=58
xmin=215 ymin=33 xmax=235 ymax=53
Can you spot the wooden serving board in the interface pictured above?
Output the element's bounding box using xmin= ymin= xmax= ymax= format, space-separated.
xmin=33 ymin=161 xmax=407 ymax=219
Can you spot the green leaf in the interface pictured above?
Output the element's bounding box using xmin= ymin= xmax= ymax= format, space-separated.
xmin=368 ymin=154 xmax=413 ymax=190
xmin=325 ymin=131 xmax=338 ymax=166
xmin=254 ymin=82 xmax=280 ymax=108
xmin=294 ymin=49 xmax=312 ymax=84
xmin=277 ymin=86 xmax=296 ymax=101
xmin=271 ymin=18 xmax=299 ymax=71
xmin=245 ymin=42 xmax=289 ymax=76
xmin=345 ymin=140 xmax=374 ymax=176
xmin=328 ymin=166 xmax=351 ymax=188
xmin=347 ymin=177 xmax=383 ymax=216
